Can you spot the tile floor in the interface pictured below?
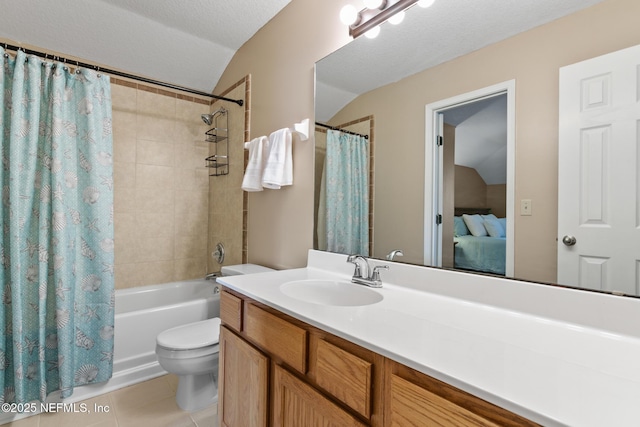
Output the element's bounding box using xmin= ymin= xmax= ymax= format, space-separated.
xmin=3 ymin=375 xmax=218 ymax=427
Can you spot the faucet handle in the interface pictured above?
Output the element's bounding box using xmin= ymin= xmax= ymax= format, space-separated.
xmin=347 ymin=254 xmax=363 ymax=278
xmin=370 ymin=265 xmax=389 ymax=281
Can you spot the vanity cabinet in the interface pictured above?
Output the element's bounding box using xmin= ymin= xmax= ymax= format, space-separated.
xmin=219 ymin=288 xmax=538 ymax=427
xmin=272 ymin=364 xmax=366 ymax=426
xmin=219 ymin=326 xmax=269 ymax=427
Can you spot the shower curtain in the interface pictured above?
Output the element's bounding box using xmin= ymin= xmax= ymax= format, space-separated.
xmin=319 ymin=129 xmax=369 ymax=255
xmin=0 ymin=48 xmax=115 ymax=404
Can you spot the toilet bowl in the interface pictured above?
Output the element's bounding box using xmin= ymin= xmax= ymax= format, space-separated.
xmin=156 ymin=264 xmax=274 ymax=412
xmin=156 ymin=318 xmax=221 ymax=412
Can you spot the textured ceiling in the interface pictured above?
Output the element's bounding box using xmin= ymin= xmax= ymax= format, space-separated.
xmin=0 ymin=0 xmax=291 ymax=93
xmin=316 ymin=0 xmax=607 ymax=122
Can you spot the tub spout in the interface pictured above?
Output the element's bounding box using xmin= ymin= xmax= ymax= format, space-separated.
xmin=205 ymin=272 xmax=221 ymax=280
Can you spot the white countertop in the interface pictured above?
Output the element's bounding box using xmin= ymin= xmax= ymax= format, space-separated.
xmin=218 ymin=250 xmax=640 ymax=427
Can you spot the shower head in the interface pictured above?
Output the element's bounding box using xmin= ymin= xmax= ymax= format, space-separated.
xmin=201 ymin=107 xmax=227 ymax=126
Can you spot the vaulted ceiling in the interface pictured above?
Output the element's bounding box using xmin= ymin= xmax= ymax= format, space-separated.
xmin=0 ymin=0 xmax=291 ymax=93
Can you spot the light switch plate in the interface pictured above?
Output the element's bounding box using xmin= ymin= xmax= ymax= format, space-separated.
xmin=521 ymin=199 xmax=532 ymax=216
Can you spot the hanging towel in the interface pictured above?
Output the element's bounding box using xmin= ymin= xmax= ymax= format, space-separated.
xmin=262 ymin=128 xmax=293 ymax=189
xmin=241 ymin=136 xmax=269 ymax=192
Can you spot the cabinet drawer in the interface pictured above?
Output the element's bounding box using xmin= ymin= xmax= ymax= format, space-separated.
xmin=314 ymin=339 xmax=372 ymax=418
xmin=245 ymin=303 xmax=307 ymax=373
xmin=221 ymin=290 xmax=243 ymax=332
xmin=390 ymin=374 xmax=500 ymax=427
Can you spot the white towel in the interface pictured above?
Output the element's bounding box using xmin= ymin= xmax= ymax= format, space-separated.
xmin=262 ymin=128 xmax=293 ymax=189
xmin=241 ymin=136 xmax=268 ymax=192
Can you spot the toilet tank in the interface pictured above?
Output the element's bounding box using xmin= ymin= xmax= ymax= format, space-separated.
xmin=220 ymin=263 xmax=274 ymax=276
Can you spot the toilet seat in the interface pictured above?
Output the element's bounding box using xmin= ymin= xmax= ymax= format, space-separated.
xmin=156 ymin=317 xmax=221 ymax=350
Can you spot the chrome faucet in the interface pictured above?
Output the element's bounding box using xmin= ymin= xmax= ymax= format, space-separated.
xmin=347 ymin=255 xmax=389 ymax=288
xmin=386 ymin=249 xmax=404 ymax=261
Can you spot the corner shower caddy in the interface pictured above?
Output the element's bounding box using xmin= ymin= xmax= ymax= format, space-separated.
xmin=205 ymin=107 xmax=229 ymax=176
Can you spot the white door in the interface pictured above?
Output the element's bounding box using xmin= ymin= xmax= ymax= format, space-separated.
xmin=558 ymin=44 xmax=640 ymax=295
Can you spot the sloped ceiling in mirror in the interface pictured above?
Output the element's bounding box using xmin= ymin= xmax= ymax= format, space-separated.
xmin=316 ymin=0 xmax=606 ymax=122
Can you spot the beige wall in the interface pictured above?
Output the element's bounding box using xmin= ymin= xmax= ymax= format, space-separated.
xmin=325 ymin=0 xmax=640 ymax=283
xmin=112 ymin=81 xmax=212 ymax=288
xmin=487 ymin=185 xmax=507 ymax=218
xmin=215 ymin=0 xmax=352 ymax=269
xmin=455 ymin=166 xmax=487 ymax=209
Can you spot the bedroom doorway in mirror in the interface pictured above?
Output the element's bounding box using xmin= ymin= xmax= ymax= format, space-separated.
xmin=424 ymin=81 xmax=515 ymax=277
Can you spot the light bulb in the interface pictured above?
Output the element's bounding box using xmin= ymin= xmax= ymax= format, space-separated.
xmin=388 ymin=10 xmax=405 ymax=25
xmin=363 ymin=0 xmax=384 ymax=9
xmin=417 ymin=0 xmax=435 ymax=8
xmin=340 ymin=4 xmax=359 ymax=25
xmin=365 ymin=26 xmax=380 ymax=39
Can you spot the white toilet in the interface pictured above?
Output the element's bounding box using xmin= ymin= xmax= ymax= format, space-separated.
xmin=155 ymin=264 xmax=274 ymax=412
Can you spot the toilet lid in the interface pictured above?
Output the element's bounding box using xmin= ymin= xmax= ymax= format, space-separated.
xmin=156 ymin=317 xmax=221 ymax=350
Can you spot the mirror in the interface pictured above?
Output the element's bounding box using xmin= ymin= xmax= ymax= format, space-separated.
xmin=314 ymin=0 xmax=640 ymax=297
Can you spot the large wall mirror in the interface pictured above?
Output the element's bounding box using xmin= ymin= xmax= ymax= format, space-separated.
xmin=314 ymin=0 xmax=640 ymax=297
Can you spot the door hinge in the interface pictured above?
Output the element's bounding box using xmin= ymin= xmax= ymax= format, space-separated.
xmin=437 ymin=135 xmax=443 ymax=146
xmin=436 ymin=214 xmax=442 ymax=225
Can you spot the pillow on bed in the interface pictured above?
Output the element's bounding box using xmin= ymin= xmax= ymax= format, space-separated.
xmin=498 ymin=217 xmax=507 ymax=234
xmin=453 ymin=216 xmax=470 ymax=237
xmin=484 ymin=217 xmax=505 ymax=238
xmin=462 ymin=214 xmax=488 ymax=237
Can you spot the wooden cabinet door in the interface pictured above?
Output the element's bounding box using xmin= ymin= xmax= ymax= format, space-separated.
xmin=219 ymin=326 xmax=269 ymax=427
xmin=272 ymin=364 xmax=366 ymax=427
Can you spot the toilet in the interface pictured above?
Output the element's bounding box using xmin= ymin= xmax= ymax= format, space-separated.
xmin=155 ymin=263 xmax=274 ymax=412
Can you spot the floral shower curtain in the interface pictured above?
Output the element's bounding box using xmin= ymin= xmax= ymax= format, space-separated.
xmin=0 ymin=48 xmax=115 ymax=404
xmin=320 ymin=129 xmax=369 ymax=255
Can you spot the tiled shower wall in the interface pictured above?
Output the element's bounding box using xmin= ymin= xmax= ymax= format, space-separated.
xmin=207 ymin=77 xmax=249 ymax=274
xmin=112 ymin=80 xmax=213 ymax=289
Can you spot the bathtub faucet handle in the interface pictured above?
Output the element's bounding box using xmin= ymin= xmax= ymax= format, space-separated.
xmin=212 ymin=242 xmax=225 ymax=264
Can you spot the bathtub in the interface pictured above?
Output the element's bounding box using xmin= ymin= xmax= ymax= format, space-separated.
xmin=57 ymin=279 xmax=219 ymax=403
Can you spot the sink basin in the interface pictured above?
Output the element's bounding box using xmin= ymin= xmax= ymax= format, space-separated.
xmin=280 ymin=279 xmax=383 ymax=307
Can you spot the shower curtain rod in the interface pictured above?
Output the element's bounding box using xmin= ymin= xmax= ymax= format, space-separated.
xmin=2 ymin=43 xmax=244 ymax=106
xmin=315 ymin=122 xmax=369 ymax=139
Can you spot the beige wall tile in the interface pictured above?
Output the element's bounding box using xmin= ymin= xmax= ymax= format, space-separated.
xmin=111 ymin=80 xmax=246 ymax=290
xmin=174 ymin=257 xmax=207 ymax=280
xmin=137 ymin=89 xmax=176 ymax=118
xmin=136 ymin=164 xmax=174 ymax=192
xmin=112 ymin=110 xmax=137 ymax=139
xmin=175 ymin=233 xmax=207 ymax=260
xmin=135 ymin=211 xmax=174 ymax=238
xmin=137 ymin=237 xmax=174 ymax=262
xmin=114 ymin=187 xmax=136 ymax=213
xmin=135 ymin=187 xmax=174 ymax=212
xmin=111 ymin=84 xmax=137 ymax=111
xmin=136 ymin=261 xmax=175 ymax=286
xmin=113 ymin=136 xmax=136 ymax=163
xmin=136 ymin=140 xmax=174 ymax=167
xmin=113 ymin=161 xmax=136 ymax=189
xmin=137 ymin=115 xmax=175 ymax=143
xmin=115 ymin=262 xmax=143 ymax=289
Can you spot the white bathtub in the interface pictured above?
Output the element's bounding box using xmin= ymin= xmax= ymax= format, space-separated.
xmin=0 ymin=279 xmax=220 ymax=425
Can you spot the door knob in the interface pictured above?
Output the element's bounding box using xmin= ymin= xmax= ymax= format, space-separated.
xmin=562 ymin=235 xmax=577 ymax=246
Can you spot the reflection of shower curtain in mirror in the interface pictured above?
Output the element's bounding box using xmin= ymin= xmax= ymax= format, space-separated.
xmin=319 ymin=130 xmax=369 ymax=255
xmin=0 ymin=48 xmax=115 ymax=404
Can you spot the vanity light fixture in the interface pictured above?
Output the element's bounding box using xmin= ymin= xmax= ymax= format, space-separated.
xmin=340 ymin=0 xmax=435 ymax=39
